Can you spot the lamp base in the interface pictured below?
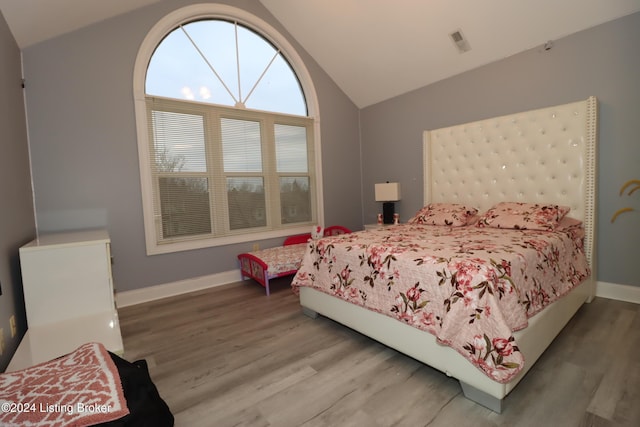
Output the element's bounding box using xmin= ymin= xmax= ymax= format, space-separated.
xmin=382 ymin=202 xmax=395 ymax=224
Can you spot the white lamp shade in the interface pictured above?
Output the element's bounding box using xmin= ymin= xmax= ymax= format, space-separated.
xmin=375 ymin=182 xmax=401 ymax=202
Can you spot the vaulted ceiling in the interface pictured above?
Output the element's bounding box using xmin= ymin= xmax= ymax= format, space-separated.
xmin=1 ymin=0 xmax=639 ymax=107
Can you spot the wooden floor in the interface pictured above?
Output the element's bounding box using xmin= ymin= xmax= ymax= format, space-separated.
xmin=118 ymin=278 xmax=640 ymax=427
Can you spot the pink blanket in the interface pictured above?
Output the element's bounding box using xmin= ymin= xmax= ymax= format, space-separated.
xmin=0 ymin=342 xmax=129 ymax=426
xmin=291 ymin=221 xmax=590 ymax=383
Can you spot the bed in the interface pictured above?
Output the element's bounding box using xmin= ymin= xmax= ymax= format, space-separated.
xmin=291 ymin=96 xmax=598 ymax=412
xmin=238 ymin=225 xmax=351 ymax=295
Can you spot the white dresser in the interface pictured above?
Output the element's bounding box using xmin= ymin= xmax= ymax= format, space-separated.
xmin=7 ymin=229 xmax=123 ymax=371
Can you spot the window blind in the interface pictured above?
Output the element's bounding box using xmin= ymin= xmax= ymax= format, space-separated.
xmin=146 ymin=97 xmax=315 ymax=245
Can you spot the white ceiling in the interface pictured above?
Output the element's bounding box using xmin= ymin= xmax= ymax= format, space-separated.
xmin=1 ymin=0 xmax=639 ymax=107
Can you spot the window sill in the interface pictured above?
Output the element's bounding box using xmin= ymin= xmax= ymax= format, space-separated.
xmin=145 ymin=225 xmax=315 ymax=255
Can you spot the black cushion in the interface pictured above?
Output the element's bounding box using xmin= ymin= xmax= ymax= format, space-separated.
xmin=99 ymin=353 xmax=174 ymax=427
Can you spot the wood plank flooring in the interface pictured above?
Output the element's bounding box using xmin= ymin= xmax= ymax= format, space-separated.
xmin=118 ymin=278 xmax=640 ymax=426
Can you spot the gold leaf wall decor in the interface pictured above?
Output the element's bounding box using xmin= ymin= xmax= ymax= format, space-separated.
xmin=611 ymin=179 xmax=639 ymax=223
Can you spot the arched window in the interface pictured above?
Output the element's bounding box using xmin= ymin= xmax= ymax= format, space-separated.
xmin=146 ymin=19 xmax=306 ymax=115
xmin=133 ymin=5 xmax=322 ymax=254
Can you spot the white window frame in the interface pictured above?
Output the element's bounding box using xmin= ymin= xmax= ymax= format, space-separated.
xmin=133 ymin=4 xmax=323 ymax=255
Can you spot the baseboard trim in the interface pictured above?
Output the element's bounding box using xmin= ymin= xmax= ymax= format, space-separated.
xmin=116 ymin=269 xmax=243 ymax=308
xmin=116 ymin=274 xmax=639 ymax=308
xmin=595 ymin=281 xmax=640 ymax=304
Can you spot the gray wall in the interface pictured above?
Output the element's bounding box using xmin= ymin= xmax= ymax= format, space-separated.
xmin=14 ymin=3 xmax=640 ymax=295
xmin=21 ymin=0 xmax=362 ymax=292
xmin=0 ymin=10 xmax=36 ymax=371
xmin=361 ymin=12 xmax=640 ymax=287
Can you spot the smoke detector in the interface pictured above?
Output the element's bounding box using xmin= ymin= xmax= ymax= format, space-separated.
xmin=450 ymin=29 xmax=471 ymax=53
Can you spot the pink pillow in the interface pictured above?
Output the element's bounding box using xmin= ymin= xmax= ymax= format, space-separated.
xmin=476 ymin=202 xmax=570 ymax=231
xmin=556 ymin=216 xmax=585 ymax=238
xmin=408 ymin=203 xmax=478 ymax=226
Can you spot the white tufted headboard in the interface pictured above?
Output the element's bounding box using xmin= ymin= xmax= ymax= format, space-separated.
xmin=423 ymin=96 xmax=598 ymax=273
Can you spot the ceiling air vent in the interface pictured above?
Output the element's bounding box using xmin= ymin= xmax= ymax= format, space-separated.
xmin=450 ymin=29 xmax=471 ymax=53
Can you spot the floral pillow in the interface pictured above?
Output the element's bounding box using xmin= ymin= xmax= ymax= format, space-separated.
xmin=408 ymin=203 xmax=478 ymax=226
xmin=476 ymin=202 xmax=570 ymax=231
xmin=556 ymin=216 xmax=585 ymax=242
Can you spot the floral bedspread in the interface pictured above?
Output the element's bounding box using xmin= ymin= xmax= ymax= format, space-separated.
xmin=290 ymin=222 xmax=590 ymax=383
xmin=252 ymin=243 xmax=308 ymax=276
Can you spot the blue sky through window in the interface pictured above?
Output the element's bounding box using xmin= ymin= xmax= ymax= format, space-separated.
xmin=146 ymin=20 xmax=307 ymax=116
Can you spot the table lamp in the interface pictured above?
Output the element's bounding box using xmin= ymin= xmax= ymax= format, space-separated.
xmin=375 ymin=182 xmax=401 ymax=224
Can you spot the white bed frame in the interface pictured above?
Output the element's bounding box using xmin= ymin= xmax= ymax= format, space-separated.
xmin=300 ymin=97 xmax=598 ymax=412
